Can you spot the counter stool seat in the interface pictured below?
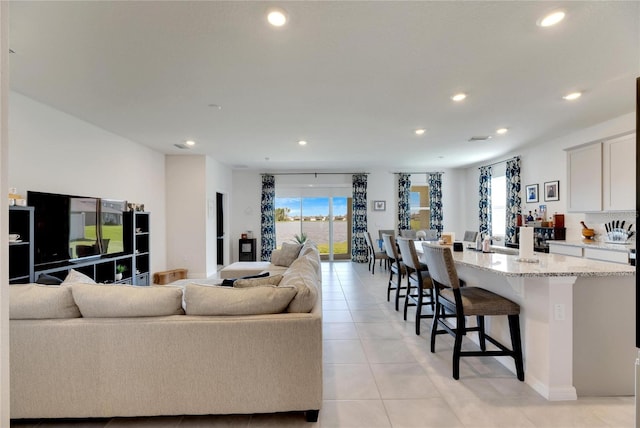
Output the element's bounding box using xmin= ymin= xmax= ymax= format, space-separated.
xmin=421 ymin=243 xmax=524 ymax=381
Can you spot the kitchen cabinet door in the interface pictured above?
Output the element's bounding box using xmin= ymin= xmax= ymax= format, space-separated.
xmin=602 ymin=133 xmax=635 ymax=211
xmin=567 ymin=143 xmax=602 ymax=212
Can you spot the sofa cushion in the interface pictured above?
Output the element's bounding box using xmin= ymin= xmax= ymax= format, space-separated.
xmin=9 ymin=284 xmax=81 ymax=319
xmin=184 ymin=284 xmax=297 ymax=315
xmin=72 ymin=283 xmax=184 ymax=317
xmin=271 ymin=242 xmax=302 ymax=267
xmin=233 ymin=274 xmax=283 ymax=288
xmin=220 ymin=271 xmax=270 ymax=287
xmin=62 ymin=269 xmax=97 ymax=285
xmin=280 ymin=256 xmax=319 ymax=313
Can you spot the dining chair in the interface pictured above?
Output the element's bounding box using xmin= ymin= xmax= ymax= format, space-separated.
xmin=421 ymin=243 xmax=524 ymax=381
xmin=382 ymin=233 xmax=406 ymax=311
xmin=363 ymin=231 xmax=389 ymax=274
xmin=396 ymin=237 xmax=435 ymax=335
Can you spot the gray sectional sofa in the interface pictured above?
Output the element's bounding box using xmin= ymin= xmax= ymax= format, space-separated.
xmin=10 ymin=243 xmax=322 ymax=422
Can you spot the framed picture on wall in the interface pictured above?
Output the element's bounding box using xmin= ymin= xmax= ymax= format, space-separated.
xmin=544 ymin=180 xmax=560 ymax=201
xmin=525 ymin=184 xmax=539 ymax=203
xmin=373 ymin=200 xmax=386 ymax=211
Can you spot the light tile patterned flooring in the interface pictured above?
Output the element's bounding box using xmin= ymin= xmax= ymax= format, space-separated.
xmin=12 ymin=261 xmax=635 ymax=427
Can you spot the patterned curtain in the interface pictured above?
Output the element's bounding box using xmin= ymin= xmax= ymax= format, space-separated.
xmin=260 ymin=174 xmax=276 ymax=261
xmin=351 ymin=174 xmax=368 ymax=263
xmin=505 ymin=157 xmax=522 ymax=244
xmin=397 ymin=173 xmax=411 ymax=232
xmin=428 ymin=172 xmax=443 ymax=237
xmin=478 ymin=166 xmax=492 ymax=238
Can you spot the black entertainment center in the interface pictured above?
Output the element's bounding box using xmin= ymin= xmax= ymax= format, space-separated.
xmin=8 ymin=191 xmax=150 ymax=286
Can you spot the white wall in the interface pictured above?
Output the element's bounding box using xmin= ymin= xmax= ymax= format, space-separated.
xmin=461 ymin=112 xmax=636 ymax=241
xmin=166 ymin=155 xmax=232 ymax=277
xmin=8 ymin=92 xmax=167 ymax=274
xmin=1 ymin=3 xmax=9 ymax=425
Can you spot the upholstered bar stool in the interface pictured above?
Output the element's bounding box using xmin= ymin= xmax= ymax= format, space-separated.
xmin=364 ymin=231 xmax=389 ymax=274
xmin=382 ymin=233 xmax=406 ymax=311
xmin=421 ymin=243 xmax=524 ymax=381
xmin=396 ymin=237 xmax=435 ymax=335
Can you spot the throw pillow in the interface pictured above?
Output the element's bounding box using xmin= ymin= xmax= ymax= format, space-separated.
xmin=62 ymin=269 xmax=97 ymax=285
xmin=35 ymin=273 xmax=63 ymax=285
xmin=72 ymin=283 xmax=184 ymax=317
xmin=271 ymin=242 xmax=303 ymax=267
xmin=233 ymin=274 xmax=283 ymax=288
xmin=184 ymin=284 xmax=297 ymax=315
xmin=9 ymin=284 xmax=81 ymax=319
xmin=220 ymin=271 xmax=270 ymax=287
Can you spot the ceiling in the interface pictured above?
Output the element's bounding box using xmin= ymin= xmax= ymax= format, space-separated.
xmin=8 ymin=1 xmax=640 ymax=172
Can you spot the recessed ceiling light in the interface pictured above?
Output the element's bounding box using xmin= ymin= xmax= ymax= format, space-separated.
xmin=185 ymin=140 xmax=196 ymax=146
xmin=451 ymin=93 xmax=467 ymax=102
xmin=267 ymin=8 xmax=288 ymax=27
xmin=298 ymin=140 xmax=307 ymax=146
xmin=208 ymin=104 xmax=222 ymax=110
xmin=563 ymin=92 xmax=582 ymax=101
xmin=415 ymin=129 xmax=426 ymax=135
xmin=496 ymin=128 xmax=508 ymax=135
xmin=538 ymin=10 xmax=566 ymax=27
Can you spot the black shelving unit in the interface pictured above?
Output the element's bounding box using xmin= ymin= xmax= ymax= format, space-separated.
xmin=32 ymin=210 xmax=151 ymax=285
xmin=9 ymin=206 xmax=34 ymax=284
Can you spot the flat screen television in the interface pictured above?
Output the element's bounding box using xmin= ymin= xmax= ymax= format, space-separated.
xmin=28 ymin=191 xmax=127 ymax=266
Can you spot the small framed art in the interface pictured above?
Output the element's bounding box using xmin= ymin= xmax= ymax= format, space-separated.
xmin=373 ymin=200 xmax=386 ymax=211
xmin=544 ymin=180 xmax=559 ymax=201
xmin=526 ymin=184 xmax=539 ymax=203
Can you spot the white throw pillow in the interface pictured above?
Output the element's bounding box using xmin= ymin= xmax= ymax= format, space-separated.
xmin=185 ymin=284 xmax=296 ymax=315
xmin=271 ymin=242 xmax=303 ymax=267
xmin=72 ymin=283 xmax=184 ymax=317
xmin=9 ymin=284 xmax=81 ymax=319
xmin=280 ymin=257 xmax=319 ymax=313
xmin=62 ymin=269 xmax=97 ymax=285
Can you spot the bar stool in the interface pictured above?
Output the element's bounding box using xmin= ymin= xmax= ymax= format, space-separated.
xmin=396 ymin=237 xmax=435 ymax=335
xmin=421 ymin=243 xmax=524 ymax=381
xmin=363 ymin=231 xmax=389 ymax=274
xmin=382 ymin=233 xmax=406 ymax=311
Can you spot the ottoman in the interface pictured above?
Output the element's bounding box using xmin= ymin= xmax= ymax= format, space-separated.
xmin=219 ymin=262 xmax=271 ymax=279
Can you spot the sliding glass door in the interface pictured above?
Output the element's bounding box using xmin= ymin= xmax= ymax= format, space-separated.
xmin=275 ymin=196 xmax=350 ymax=260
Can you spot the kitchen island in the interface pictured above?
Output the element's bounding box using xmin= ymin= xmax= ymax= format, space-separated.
xmin=415 ymin=242 xmax=636 ymax=401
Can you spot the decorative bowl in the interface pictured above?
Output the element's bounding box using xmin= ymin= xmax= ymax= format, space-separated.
xmin=581 ymin=228 xmax=595 ymax=239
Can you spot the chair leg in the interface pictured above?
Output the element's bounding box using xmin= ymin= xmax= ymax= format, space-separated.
xmin=387 ymin=269 xmax=394 ymax=302
xmin=477 ymin=316 xmax=486 ymax=351
xmin=415 ymin=294 xmax=422 ymax=335
xmin=508 ymin=314 xmax=525 ymax=381
xmin=452 ymin=328 xmax=463 ymax=380
xmin=430 ymin=302 xmax=440 ymax=353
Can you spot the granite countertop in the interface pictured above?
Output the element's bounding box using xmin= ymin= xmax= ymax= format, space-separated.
xmin=416 ymin=242 xmax=635 ymax=278
xmin=549 ymin=240 xmax=634 ymax=252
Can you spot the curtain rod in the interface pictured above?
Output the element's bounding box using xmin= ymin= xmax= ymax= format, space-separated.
xmin=478 ymin=156 xmax=519 ymax=169
xmin=392 ymin=171 xmax=444 ymax=175
xmin=261 ymin=172 xmax=369 ymax=176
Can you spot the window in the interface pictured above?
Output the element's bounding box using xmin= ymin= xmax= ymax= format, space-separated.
xmin=491 ymin=175 xmax=506 ymax=238
xmin=409 ymin=185 xmax=430 ymax=230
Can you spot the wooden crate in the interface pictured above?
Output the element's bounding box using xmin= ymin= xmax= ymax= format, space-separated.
xmin=153 ymin=268 xmax=188 ymax=285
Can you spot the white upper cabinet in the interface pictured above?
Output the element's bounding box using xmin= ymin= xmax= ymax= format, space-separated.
xmin=602 ymin=134 xmax=636 ymax=211
xmin=566 ymin=133 xmax=636 ymax=213
xmin=567 ymin=142 xmax=602 ymax=212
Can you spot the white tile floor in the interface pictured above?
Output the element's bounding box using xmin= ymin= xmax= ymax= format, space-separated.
xmin=12 ymin=260 xmax=636 ymax=427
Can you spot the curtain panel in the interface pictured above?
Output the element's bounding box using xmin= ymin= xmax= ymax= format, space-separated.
xmin=351 ymin=174 xmax=368 ymax=263
xmin=397 ymin=173 xmax=411 ymax=232
xmin=478 ymin=166 xmax=492 ymax=238
xmin=428 ymin=172 xmax=443 ymax=237
xmin=505 ymin=157 xmax=522 ymax=244
xmin=260 ymin=174 xmax=276 ymax=261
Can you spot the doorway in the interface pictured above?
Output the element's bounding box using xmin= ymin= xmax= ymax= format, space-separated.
xmin=216 ymin=192 xmax=224 ymax=266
